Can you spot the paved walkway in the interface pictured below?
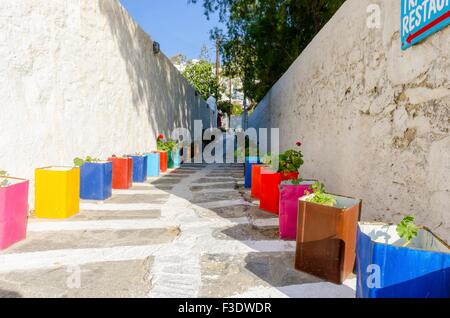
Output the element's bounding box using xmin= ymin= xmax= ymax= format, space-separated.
xmin=0 ymin=164 xmax=356 ymax=298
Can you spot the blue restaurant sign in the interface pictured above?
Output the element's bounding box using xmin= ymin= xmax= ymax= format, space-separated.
xmin=401 ymin=0 xmax=450 ymax=50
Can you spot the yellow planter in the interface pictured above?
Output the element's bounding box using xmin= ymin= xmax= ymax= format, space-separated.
xmin=35 ymin=166 xmax=80 ymax=219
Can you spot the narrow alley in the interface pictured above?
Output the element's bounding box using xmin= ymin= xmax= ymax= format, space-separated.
xmin=0 ymin=164 xmax=356 ymax=298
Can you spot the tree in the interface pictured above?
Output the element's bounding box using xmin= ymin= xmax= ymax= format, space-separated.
xmin=182 ymin=60 xmax=220 ymax=100
xmin=170 ymin=53 xmax=187 ymax=65
xmin=189 ymin=0 xmax=345 ymax=103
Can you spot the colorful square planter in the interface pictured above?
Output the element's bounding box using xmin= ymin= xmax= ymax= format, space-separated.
xmin=356 ymin=223 xmax=450 ymax=298
xmin=145 ymin=152 xmax=160 ymax=177
xmin=0 ymin=177 xmax=29 ymax=250
xmin=171 ymin=150 xmax=181 ymax=169
xmin=295 ymin=194 xmax=361 ymax=284
xmin=129 ymin=155 xmax=148 ymax=183
xmin=108 ymin=157 xmax=133 ymax=190
xmin=79 ymin=162 xmax=112 ymax=201
xmin=279 ymin=180 xmax=316 ymax=240
xmin=251 ymin=165 xmax=266 ymax=198
xmin=159 ymin=151 xmax=168 ymax=173
xmin=35 ymin=167 xmax=80 ymax=219
xmin=244 ymin=157 xmax=260 ymax=188
xmin=260 ymin=169 xmax=299 ymax=214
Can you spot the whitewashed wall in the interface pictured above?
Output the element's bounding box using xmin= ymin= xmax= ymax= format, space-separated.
xmin=0 ymin=0 xmax=211 ymax=204
xmin=249 ymin=0 xmax=450 ymax=242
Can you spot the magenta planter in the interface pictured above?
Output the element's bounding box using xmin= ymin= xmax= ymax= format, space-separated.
xmin=279 ymin=180 xmax=316 ymax=240
xmin=0 ymin=177 xmax=29 ymax=250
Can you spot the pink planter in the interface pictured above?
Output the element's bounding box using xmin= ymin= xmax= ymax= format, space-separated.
xmin=0 ymin=177 xmax=29 ymax=250
xmin=279 ymin=180 xmax=315 ymax=240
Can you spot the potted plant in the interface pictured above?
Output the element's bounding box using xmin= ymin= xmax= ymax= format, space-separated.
xmin=295 ymin=182 xmax=361 ymax=284
xmin=128 ymin=153 xmax=148 ymax=183
xmin=165 ymin=140 xmax=180 ymax=169
xmin=0 ymin=170 xmax=29 ymax=250
xmin=35 ymin=166 xmax=80 ymax=219
xmin=108 ymin=155 xmax=133 ymax=190
xmin=145 ymin=151 xmax=160 ymax=177
xmin=356 ymin=216 xmax=450 ymax=298
xmin=259 ymin=142 xmax=303 ymax=214
xmin=157 ymin=134 xmax=169 ymax=173
xmin=74 ymin=156 xmax=112 ymax=201
xmin=278 ymin=178 xmax=317 ymax=240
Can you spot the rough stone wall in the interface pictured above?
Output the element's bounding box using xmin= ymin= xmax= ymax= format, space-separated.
xmin=0 ymin=0 xmax=210 ymax=203
xmin=249 ymin=0 xmax=450 ymax=242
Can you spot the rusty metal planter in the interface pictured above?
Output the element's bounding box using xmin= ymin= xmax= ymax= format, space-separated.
xmin=295 ymin=194 xmax=362 ymax=284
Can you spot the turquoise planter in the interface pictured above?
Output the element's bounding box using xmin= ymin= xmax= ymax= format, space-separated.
xmin=145 ymin=152 xmax=160 ymax=177
xmin=171 ymin=150 xmax=181 ymax=168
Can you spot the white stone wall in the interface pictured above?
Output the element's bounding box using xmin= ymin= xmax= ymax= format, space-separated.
xmin=249 ymin=0 xmax=450 ymax=242
xmin=0 ymin=0 xmax=211 ymax=204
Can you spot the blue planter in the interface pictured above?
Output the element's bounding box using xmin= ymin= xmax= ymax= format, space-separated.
xmin=80 ymin=162 xmax=112 ymax=201
xmin=146 ymin=153 xmax=160 ymax=177
xmin=172 ymin=150 xmax=181 ymax=168
xmin=129 ymin=155 xmax=148 ymax=183
xmin=356 ymin=223 xmax=450 ymax=298
xmin=244 ymin=157 xmax=260 ymax=188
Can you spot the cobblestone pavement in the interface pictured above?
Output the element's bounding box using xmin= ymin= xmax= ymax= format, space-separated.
xmin=0 ymin=164 xmax=356 ymax=298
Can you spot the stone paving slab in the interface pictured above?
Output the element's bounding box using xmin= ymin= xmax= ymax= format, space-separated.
xmin=212 ymin=224 xmax=280 ymax=241
xmin=0 ymin=258 xmax=153 ymax=298
xmin=105 ymin=194 xmax=169 ymax=204
xmin=2 ymin=228 xmax=179 ymax=254
xmin=191 ymin=191 xmax=244 ymax=204
xmin=70 ymin=210 xmax=162 ymax=220
xmin=200 ymin=252 xmax=321 ymax=298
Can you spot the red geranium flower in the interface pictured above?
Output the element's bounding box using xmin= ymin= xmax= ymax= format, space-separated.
xmin=296 ymin=140 xmax=302 ymax=147
xmin=158 ymin=134 xmax=165 ymax=140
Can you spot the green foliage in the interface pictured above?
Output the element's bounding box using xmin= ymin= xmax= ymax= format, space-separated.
xmin=304 ymin=182 xmax=337 ymax=207
xmin=261 ymin=153 xmax=273 ymax=165
xmin=278 ymin=149 xmax=304 ymax=173
xmin=231 ymin=103 xmax=243 ymax=115
xmin=0 ymin=170 xmax=9 ymax=187
xmin=397 ymin=216 xmax=419 ymax=244
xmin=73 ymin=156 xmax=101 ymax=167
xmin=157 ymin=139 xmax=178 ymax=152
xmin=190 ymin=0 xmax=345 ymax=103
xmin=182 ymin=61 xmax=220 ymax=100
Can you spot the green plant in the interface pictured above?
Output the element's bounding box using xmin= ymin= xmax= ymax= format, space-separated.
xmin=278 ymin=141 xmax=304 ymax=173
xmin=0 ymin=170 xmax=9 ymax=187
xmin=157 ymin=134 xmax=178 ymax=152
xmin=304 ymin=182 xmax=337 ymax=207
xmin=397 ymin=216 xmax=419 ymax=246
xmin=73 ymin=156 xmax=101 ymax=167
xmin=261 ymin=153 xmax=273 ymax=165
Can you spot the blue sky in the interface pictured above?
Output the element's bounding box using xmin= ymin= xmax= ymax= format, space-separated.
xmin=119 ymin=0 xmax=221 ymax=62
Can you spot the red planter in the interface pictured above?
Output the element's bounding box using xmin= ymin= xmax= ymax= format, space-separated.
xmin=108 ymin=157 xmax=133 ymax=189
xmin=159 ymin=151 xmax=168 ymax=173
xmin=251 ymin=165 xmax=266 ymax=198
xmin=260 ymin=170 xmax=299 ymax=214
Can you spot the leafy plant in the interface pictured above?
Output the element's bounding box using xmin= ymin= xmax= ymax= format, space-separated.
xmin=397 ymin=216 xmax=419 ymax=246
xmin=304 ymin=182 xmax=337 ymax=207
xmin=261 ymin=153 xmax=273 ymax=165
xmin=73 ymin=156 xmax=101 ymax=167
xmin=157 ymin=134 xmax=178 ymax=152
xmin=278 ymin=141 xmax=304 ymax=173
xmin=0 ymin=170 xmax=9 ymax=187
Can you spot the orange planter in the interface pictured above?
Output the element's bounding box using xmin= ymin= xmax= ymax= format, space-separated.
xmin=251 ymin=165 xmax=266 ymax=198
xmin=108 ymin=157 xmax=133 ymax=189
xmin=159 ymin=151 xmax=168 ymax=173
xmin=260 ymin=170 xmax=299 ymax=214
